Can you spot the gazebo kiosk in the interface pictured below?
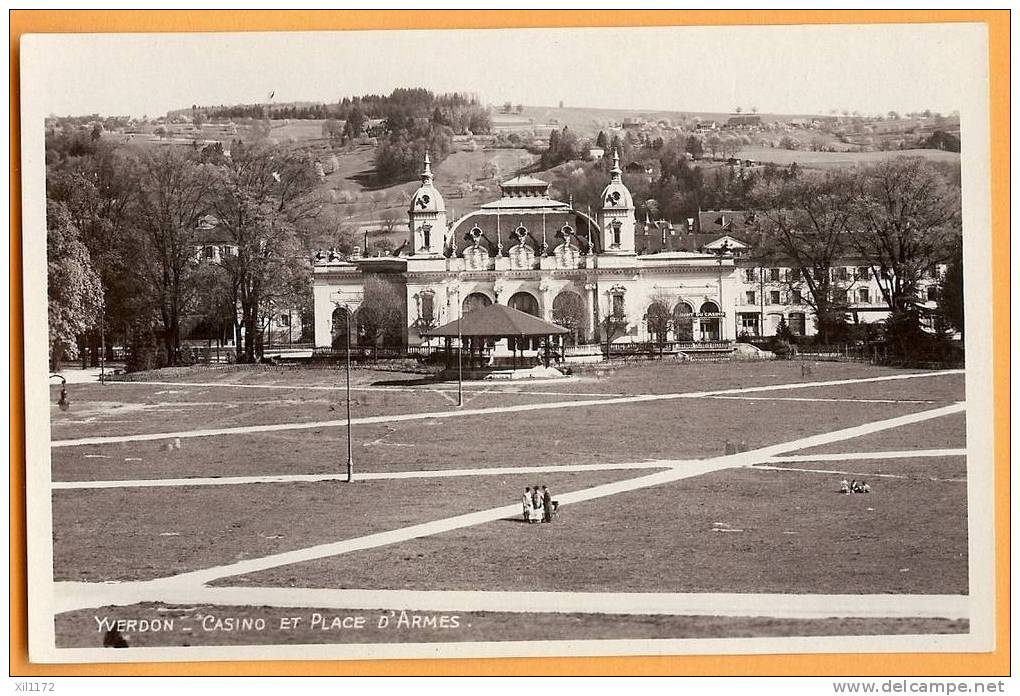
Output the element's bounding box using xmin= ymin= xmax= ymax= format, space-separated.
xmin=423 ymin=303 xmax=570 ymax=379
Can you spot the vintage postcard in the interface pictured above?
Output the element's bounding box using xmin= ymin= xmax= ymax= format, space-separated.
xmin=17 ymin=18 xmax=999 ymax=667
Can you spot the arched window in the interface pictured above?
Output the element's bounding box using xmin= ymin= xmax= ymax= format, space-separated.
xmin=673 ymin=301 xmax=695 ymax=317
xmin=508 ymin=291 xmax=540 ymax=316
xmin=462 ymin=292 xmax=492 ymax=314
xmin=421 ymin=223 xmax=432 ymax=249
xmin=611 ymin=221 xmax=622 ymax=247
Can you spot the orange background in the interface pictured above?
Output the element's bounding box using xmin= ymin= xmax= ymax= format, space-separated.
xmin=8 ymin=9 xmax=1010 ymax=676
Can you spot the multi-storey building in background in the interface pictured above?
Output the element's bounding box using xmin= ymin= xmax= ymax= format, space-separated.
xmin=311 ymin=152 xmax=944 ymax=352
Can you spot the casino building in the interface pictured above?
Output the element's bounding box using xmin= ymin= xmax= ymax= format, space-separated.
xmin=312 ymin=151 xmax=737 ymax=352
xmin=311 ymin=151 xmax=941 ymax=353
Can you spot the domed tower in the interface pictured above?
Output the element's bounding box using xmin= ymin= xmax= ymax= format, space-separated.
xmin=407 ymin=152 xmax=447 ymax=256
xmin=596 ymin=149 xmax=636 ymax=254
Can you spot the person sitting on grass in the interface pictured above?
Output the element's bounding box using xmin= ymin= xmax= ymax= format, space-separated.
xmin=840 ymin=479 xmax=851 ymax=495
xmin=860 ymin=481 xmax=871 ymax=493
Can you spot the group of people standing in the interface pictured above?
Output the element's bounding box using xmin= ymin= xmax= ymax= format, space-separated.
xmin=522 ymin=485 xmax=555 ymax=524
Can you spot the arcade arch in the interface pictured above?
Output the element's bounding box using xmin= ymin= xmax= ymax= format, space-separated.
xmin=552 ymin=290 xmax=588 ymax=346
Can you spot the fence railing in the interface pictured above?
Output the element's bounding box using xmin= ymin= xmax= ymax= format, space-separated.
xmin=562 ymin=340 xmax=733 ymax=358
xmin=311 ymin=344 xmax=443 ymax=362
xmin=792 ymin=343 xmax=963 ymax=369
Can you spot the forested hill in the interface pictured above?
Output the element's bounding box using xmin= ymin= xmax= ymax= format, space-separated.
xmin=172 ymin=88 xmax=491 ymax=132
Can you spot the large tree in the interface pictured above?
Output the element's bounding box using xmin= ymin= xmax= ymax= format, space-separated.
xmin=643 ymin=296 xmax=672 ymax=358
xmin=129 ymin=148 xmax=216 ymax=365
xmin=322 ymin=118 xmax=344 ymax=145
xmin=848 ymin=157 xmax=962 ymax=351
xmin=207 ymin=143 xmax=320 ymax=362
xmin=356 ymin=275 xmax=405 ymax=347
xmin=937 ymin=238 xmax=965 ymax=339
xmin=343 ymin=106 xmax=367 ymax=141
xmin=599 ymin=296 xmax=629 ymax=359
xmin=45 ymin=135 xmax=138 ymax=363
xmin=750 ymin=169 xmax=858 ymax=342
xmin=46 ymin=200 xmax=104 ymax=368
xmin=551 ymin=291 xmax=587 ymax=346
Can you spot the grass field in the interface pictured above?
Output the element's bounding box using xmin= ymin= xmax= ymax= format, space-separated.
xmin=50 ymin=379 xmax=943 ymax=481
xmin=47 ymin=360 xmax=969 ymax=650
xmin=762 ymin=455 xmax=966 ymax=480
xmin=796 ymin=412 xmax=966 ymax=455
xmin=752 ymin=371 xmax=965 ymax=403
xmin=53 ymin=469 xmax=643 ymax=583
xmin=225 ymin=466 xmax=967 ymax=595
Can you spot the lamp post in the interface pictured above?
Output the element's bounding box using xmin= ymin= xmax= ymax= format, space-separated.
xmin=334 ymin=293 xmax=355 ymax=483
xmin=710 ymin=241 xmax=733 ymax=342
xmin=449 ymin=279 xmax=464 ymax=407
xmin=99 ymin=310 xmax=105 ymax=385
xmin=344 ymin=303 xmax=354 ymax=482
xmin=97 ymin=281 xmax=106 ymax=384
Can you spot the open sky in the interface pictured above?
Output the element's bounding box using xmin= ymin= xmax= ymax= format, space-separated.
xmin=23 ymin=22 xmax=983 ymax=118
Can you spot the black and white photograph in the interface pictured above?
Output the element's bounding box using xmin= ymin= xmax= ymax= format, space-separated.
xmin=19 ymin=20 xmax=996 ymax=664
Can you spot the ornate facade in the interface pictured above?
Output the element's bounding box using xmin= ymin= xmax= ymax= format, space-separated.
xmin=312 ymin=151 xmax=736 ymax=350
xmin=312 ymin=152 xmax=941 ymax=350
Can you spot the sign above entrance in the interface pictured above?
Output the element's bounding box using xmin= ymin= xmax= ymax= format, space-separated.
xmin=690 ymin=312 xmax=725 ymax=318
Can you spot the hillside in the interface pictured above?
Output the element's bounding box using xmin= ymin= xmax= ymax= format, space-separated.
xmin=88 ymin=98 xmax=960 ymax=253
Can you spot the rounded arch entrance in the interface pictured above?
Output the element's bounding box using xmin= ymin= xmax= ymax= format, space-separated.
xmin=508 ymin=291 xmax=541 ymax=350
xmin=673 ymin=301 xmax=695 ymax=342
xmin=462 ymin=292 xmax=492 ymax=314
xmin=331 ymin=306 xmax=355 ymax=349
xmin=507 ymin=291 xmax=540 ymax=316
xmin=698 ymin=301 xmax=721 ymax=341
xmin=552 ymin=290 xmax=587 ymax=346
xmin=644 ymin=301 xmax=670 ymax=344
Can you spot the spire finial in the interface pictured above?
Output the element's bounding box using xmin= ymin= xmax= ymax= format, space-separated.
xmin=421 ymin=151 xmax=433 ymax=183
xmin=610 ymin=148 xmax=622 ymax=180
